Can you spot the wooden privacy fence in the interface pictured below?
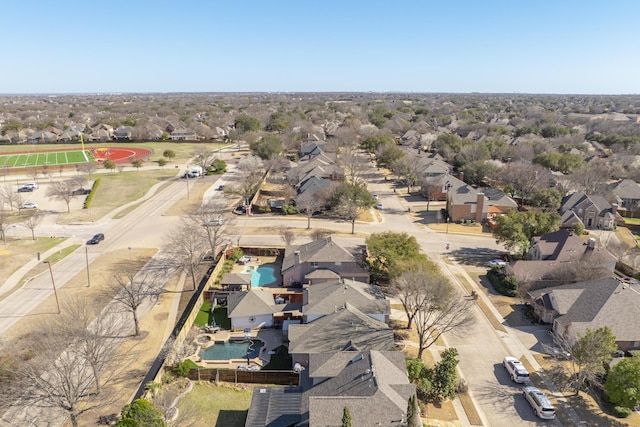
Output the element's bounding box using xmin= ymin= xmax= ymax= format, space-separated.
xmin=186 ymin=368 xmax=299 ymax=385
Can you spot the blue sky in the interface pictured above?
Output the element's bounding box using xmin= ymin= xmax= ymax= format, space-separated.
xmin=2 ymin=1 xmax=639 ymax=94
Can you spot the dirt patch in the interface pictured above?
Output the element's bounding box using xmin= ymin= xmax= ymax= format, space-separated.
xmin=458 ymin=392 xmax=483 ymax=425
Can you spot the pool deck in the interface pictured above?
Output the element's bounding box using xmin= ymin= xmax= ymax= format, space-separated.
xmin=231 ymin=256 xmax=283 ymax=288
xmin=188 ymin=328 xmax=285 ymax=370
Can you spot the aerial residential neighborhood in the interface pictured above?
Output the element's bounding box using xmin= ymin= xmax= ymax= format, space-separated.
xmin=3 ymin=91 xmax=640 ymax=427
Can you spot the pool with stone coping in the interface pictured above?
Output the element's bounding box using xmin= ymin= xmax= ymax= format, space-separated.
xmin=242 ymin=265 xmax=276 ymax=287
xmin=199 ymin=339 xmax=264 ymax=361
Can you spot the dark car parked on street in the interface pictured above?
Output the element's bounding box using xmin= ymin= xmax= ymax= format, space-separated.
xmin=87 ymin=233 xmax=105 ymax=245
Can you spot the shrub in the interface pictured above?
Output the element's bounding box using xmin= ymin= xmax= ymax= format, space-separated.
xmin=83 ymin=177 xmax=101 ymax=209
xmin=174 ymin=359 xmax=196 ymax=377
xmin=455 ymin=378 xmax=469 ymax=394
xmin=282 ymin=204 xmax=298 ymax=215
xmin=612 ymin=406 xmax=632 ymax=418
xmin=487 ymin=268 xmax=519 ymax=296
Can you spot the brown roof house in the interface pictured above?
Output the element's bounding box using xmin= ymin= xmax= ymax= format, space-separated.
xmin=244 ymin=350 xmax=416 ymax=427
xmin=560 ymin=192 xmax=618 ymax=230
xmin=281 ymin=238 xmax=369 ymax=286
xmin=528 ymin=277 xmax=640 ymax=351
xmin=447 ymin=185 xmax=517 ymax=223
xmin=510 ymin=229 xmax=617 ymax=289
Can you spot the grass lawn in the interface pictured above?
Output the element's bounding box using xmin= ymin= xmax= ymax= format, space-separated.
xmin=194 ymin=303 xmax=231 ymax=330
xmin=58 ymin=169 xmax=177 ymax=223
xmin=176 ymin=382 xmax=253 ymax=427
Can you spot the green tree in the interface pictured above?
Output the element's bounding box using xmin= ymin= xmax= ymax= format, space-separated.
xmin=250 ymin=134 xmax=283 ymax=160
xmin=341 ymin=406 xmax=352 ymax=427
xmin=1 ymin=121 xmax=24 ymax=134
xmin=459 ymin=160 xmax=497 ymax=186
xmin=266 ymin=112 xmax=290 ymax=132
xmin=360 ymin=135 xmax=394 ymax=153
xmin=234 ymin=114 xmax=262 ymax=132
xmin=162 ymin=149 xmax=176 ymax=162
xmin=211 ymin=158 xmax=227 ymax=174
xmin=605 ymin=356 xmax=640 ymax=410
xmin=116 ymin=398 xmax=165 ymax=427
xmin=331 ymin=182 xmax=375 ymax=234
xmin=493 ymin=210 xmax=560 ymax=257
xmin=530 ymin=187 xmax=562 ymax=212
xmin=375 ymin=144 xmax=404 ymax=169
xmin=366 ymin=232 xmax=427 ymax=282
xmin=157 ymin=158 xmax=167 ymax=167
xmin=569 ymin=327 xmax=617 ymax=394
xmin=131 ymin=159 xmax=143 ymax=170
xmin=407 ymin=358 xmax=433 ymax=398
xmin=103 ymin=159 xmax=116 ymax=173
xmin=432 ymin=348 xmax=459 ymax=401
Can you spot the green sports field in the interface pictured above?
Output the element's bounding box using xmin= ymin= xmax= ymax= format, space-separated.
xmin=0 ymin=150 xmax=95 ymax=168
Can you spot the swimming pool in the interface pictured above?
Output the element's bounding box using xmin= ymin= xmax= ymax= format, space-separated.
xmin=251 ymin=266 xmax=276 ymax=287
xmin=200 ymin=339 xmax=263 ymax=360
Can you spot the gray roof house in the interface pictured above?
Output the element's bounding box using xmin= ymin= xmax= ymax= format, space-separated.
xmin=245 ymin=350 xmax=416 ymax=427
xmin=281 ymin=238 xmax=369 ymax=286
xmin=510 ymin=229 xmax=617 ymax=289
xmin=528 ymin=277 xmax=640 ymax=351
xmin=560 ymin=192 xmax=618 ymax=230
xmin=302 ymin=279 xmax=389 ymax=323
xmin=606 ymin=179 xmax=640 ymax=211
xmin=227 ymin=288 xmax=302 ymax=331
xmin=288 ymin=303 xmax=394 ymax=367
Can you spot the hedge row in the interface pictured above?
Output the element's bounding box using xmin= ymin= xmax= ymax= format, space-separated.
xmin=83 ymin=178 xmax=101 ymax=209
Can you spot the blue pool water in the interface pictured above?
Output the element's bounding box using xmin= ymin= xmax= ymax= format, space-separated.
xmin=251 ymin=266 xmax=276 ymax=287
xmin=200 ymin=339 xmax=263 ymax=360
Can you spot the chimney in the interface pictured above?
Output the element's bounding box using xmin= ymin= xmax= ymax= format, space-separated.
xmin=475 ymin=192 xmax=486 ymax=223
xmin=612 ymin=203 xmax=618 ymax=216
xmin=294 ymin=250 xmax=300 ymax=265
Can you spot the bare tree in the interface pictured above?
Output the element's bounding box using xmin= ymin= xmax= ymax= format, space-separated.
xmin=337 ymin=145 xmax=368 ymax=184
xmin=279 ymin=227 xmax=297 ymax=246
xmin=498 ymin=163 xmax=550 ymax=204
xmin=227 ymin=155 xmax=265 ymax=208
xmin=162 ymin=222 xmax=209 ymax=290
xmin=309 ymin=228 xmax=332 ymax=241
xmin=21 ymin=211 xmax=43 ymax=240
xmin=0 ymin=185 xmax=20 ymax=210
xmin=567 ymin=161 xmax=610 ymax=194
xmin=191 ymin=146 xmax=214 ymax=171
xmin=544 ymin=255 xmax=613 ymax=284
xmin=187 ymin=201 xmax=233 ymax=258
xmin=0 ymin=299 xmax=125 ymax=427
xmin=391 ymin=269 xmax=474 ymax=359
xmin=77 ymin=162 xmax=97 ymax=179
xmin=108 ymin=268 xmax=163 ymax=337
xmin=296 ymin=187 xmax=333 ymax=229
xmin=0 ymin=203 xmax=9 ymax=244
xmin=45 ymin=177 xmax=87 ymax=213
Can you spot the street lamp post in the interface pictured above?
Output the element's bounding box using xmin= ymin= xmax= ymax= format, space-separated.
xmin=446 ymin=217 xmax=450 ymax=234
xmin=128 ymin=246 xmax=132 ymax=261
xmin=43 ymin=261 xmax=61 ymax=314
xmin=85 ymin=246 xmax=91 ymax=288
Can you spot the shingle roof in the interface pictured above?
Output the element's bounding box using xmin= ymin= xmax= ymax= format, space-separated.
xmin=608 ymin=179 xmax=640 ymax=200
xmin=282 ymin=238 xmax=356 ymax=273
xmin=221 ymin=273 xmax=252 ymax=286
xmin=245 ymin=386 xmax=302 ymax=427
xmin=301 ymin=351 xmax=415 ymax=426
xmin=288 ymin=304 xmax=394 ymax=355
xmin=228 ymin=288 xmax=302 ymax=318
xmin=529 ymin=277 xmax=640 ymax=341
xmin=303 ymin=279 xmax=388 ymax=317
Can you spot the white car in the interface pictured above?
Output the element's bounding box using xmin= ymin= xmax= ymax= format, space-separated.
xmin=523 ymin=386 xmax=555 ymax=419
xmin=20 ymin=202 xmax=38 ymax=209
xmin=488 ymin=259 xmax=507 ymax=267
xmin=376 ymin=202 xmax=383 ymax=210
xmin=503 ymin=356 xmax=530 ymax=383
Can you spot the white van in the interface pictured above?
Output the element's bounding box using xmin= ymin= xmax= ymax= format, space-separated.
xmin=503 ymin=356 xmax=530 ymax=383
xmin=523 ymin=386 xmax=555 ymax=419
xmin=23 ymin=182 xmax=38 ymax=189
